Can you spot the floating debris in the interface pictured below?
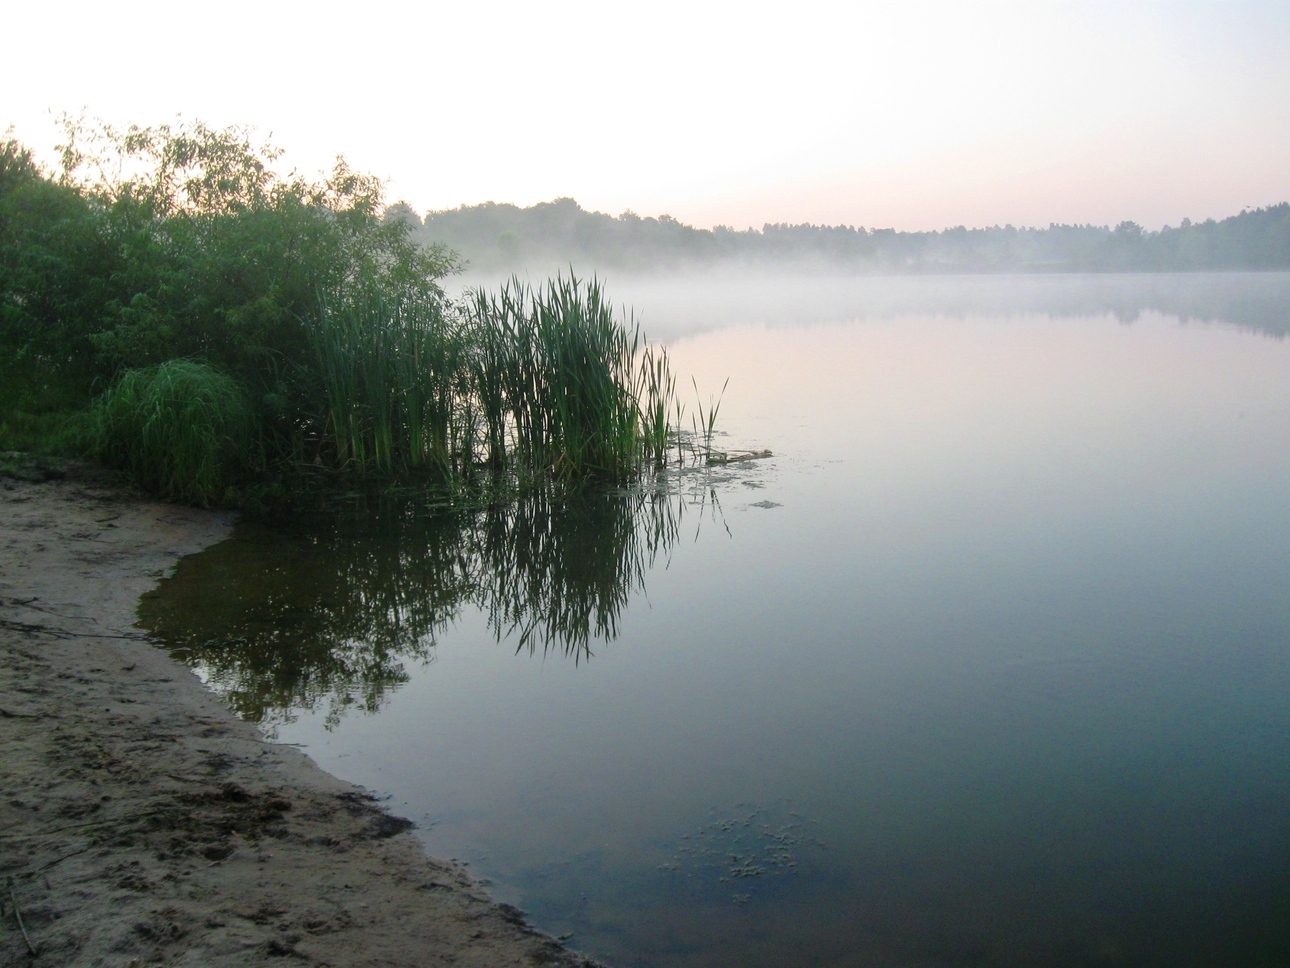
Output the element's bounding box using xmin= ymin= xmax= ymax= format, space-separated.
xmin=709 ymin=449 xmax=773 ymax=465
xmin=659 ymin=802 xmax=823 ymax=895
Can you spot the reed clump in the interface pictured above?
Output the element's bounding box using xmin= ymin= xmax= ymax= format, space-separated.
xmin=465 ymin=274 xmax=675 ymax=482
xmin=85 ymin=274 xmax=704 ymax=504
xmin=305 ymin=272 xmax=688 ymax=490
xmin=88 ymin=359 xmax=259 ymax=505
xmin=309 ymin=291 xmax=467 ymax=477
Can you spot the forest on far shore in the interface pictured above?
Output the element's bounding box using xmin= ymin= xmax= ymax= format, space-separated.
xmin=407 ymin=197 xmax=1290 ymax=273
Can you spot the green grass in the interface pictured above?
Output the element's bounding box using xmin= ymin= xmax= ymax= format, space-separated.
xmin=88 ymin=359 xmax=260 ymax=505
xmin=691 ymin=375 xmax=729 ymax=464
xmin=0 ymin=409 xmax=81 ymax=456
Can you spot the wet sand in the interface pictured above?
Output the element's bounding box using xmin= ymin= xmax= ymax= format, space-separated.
xmin=0 ymin=465 xmax=601 ymax=967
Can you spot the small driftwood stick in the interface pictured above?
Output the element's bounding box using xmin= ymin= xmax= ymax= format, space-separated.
xmin=9 ymin=888 xmax=37 ymax=956
xmin=33 ymin=845 xmax=92 ymax=873
xmin=0 ymin=708 xmax=41 ymax=719
xmin=0 ymin=618 xmax=143 ymax=640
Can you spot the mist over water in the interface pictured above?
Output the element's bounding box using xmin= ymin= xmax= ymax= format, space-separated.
xmin=452 ymin=270 xmax=1290 ymax=341
xmin=146 ymin=273 xmax=1290 ymax=967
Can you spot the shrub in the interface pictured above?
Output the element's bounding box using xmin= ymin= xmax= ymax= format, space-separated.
xmin=89 ymin=360 xmax=259 ymax=504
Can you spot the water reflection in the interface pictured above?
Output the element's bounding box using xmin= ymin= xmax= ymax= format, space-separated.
xmin=134 ymin=277 xmax=1290 ymax=967
xmin=576 ymin=270 xmax=1290 ymax=341
xmin=140 ymin=485 xmax=693 ymax=727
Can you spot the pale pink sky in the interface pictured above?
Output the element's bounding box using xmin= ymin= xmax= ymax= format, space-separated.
xmin=5 ymin=1 xmax=1287 ymax=231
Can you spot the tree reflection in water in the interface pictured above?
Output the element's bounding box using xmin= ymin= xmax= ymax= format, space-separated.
xmin=139 ymin=485 xmax=702 ymax=729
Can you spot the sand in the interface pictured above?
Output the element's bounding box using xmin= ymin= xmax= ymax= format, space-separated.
xmin=0 ymin=463 xmax=603 ymax=967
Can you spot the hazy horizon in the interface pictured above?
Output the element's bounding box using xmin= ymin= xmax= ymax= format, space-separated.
xmin=5 ymin=1 xmax=1288 ymax=233
xmin=419 ymin=194 xmax=1288 ymax=234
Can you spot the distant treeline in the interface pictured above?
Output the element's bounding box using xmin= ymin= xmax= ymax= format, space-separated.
xmin=407 ymin=197 xmax=1290 ymax=273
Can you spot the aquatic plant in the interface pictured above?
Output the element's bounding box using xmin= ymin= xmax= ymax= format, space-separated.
xmin=83 ymin=274 xmax=712 ymax=504
xmin=88 ymin=359 xmax=258 ymax=504
xmin=310 ymin=290 xmax=467 ymax=476
xmin=308 ymin=273 xmax=688 ymax=486
xmin=692 ymin=376 xmax=729 ymax=464
xmin=464 ymin=273 xmax=685 ymax=483
xmin=636 ymin=343 xmax=676 ymax=469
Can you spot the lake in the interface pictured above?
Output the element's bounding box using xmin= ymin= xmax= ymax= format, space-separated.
xmin=140 ymin=272 xmax=1290 ymax=967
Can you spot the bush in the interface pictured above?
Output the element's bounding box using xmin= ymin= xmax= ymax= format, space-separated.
xmin=89 ymin=360 xmax=259 ymax=505
xmin=1 ymin=122 xmax=695 ymax=503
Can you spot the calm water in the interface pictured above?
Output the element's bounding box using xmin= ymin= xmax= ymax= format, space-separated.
xmin=141 ymin=273 xmax=1290 ymax=967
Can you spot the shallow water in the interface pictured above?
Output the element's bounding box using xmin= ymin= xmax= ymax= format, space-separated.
xmin=142 ymin=273 xmax=1290 ymax=967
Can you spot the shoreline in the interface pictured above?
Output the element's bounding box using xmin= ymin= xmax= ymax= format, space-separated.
xmin=0 ymin=465 xmax=601 ymax=966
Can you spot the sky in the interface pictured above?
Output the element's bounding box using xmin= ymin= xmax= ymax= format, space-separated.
xmin=4 ymin=1 xmax=1288 ymax=231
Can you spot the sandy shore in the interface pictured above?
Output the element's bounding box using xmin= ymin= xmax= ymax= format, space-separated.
xmin=0 ymin=464 xmax=602 ymax=967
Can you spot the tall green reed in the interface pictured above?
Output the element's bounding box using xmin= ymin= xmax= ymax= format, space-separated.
xmin=692 ymin=376 xmax=729 ymax=463
xmin=465 ymin=273 xmax=684 ymax=483
xmin=310 ymin=291 xmax=466 ymax=476
xmin=306 ymin=272 xmax=702 ymax=489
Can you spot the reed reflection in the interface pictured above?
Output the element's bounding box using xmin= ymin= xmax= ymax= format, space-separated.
xmin=139 ymin=486 xmax=691 ymax=728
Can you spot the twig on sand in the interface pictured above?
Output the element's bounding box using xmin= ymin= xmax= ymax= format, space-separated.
xmin=1 ymin=597 xmax=56 ymax=614
xmin=0 ymin=618 xmax=144 ymax=641
xmin=0 ymin=821 xmax=110 ymax=841
xmin=33 ymin=845 xmax=93 ymax=873
xmin=0 ymin=619 xmax=58 ymax=637
xmin=9 ymin=887 xmax=37 ymax=956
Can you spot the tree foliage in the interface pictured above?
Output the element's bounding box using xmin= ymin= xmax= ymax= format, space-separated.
xmin=0 ymin=121 xmax=688 ymax=501
xmin=0 ymin=118 xmax=460 ymax=472
xmin=4 ymin=117 xmax=457 ymax=360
